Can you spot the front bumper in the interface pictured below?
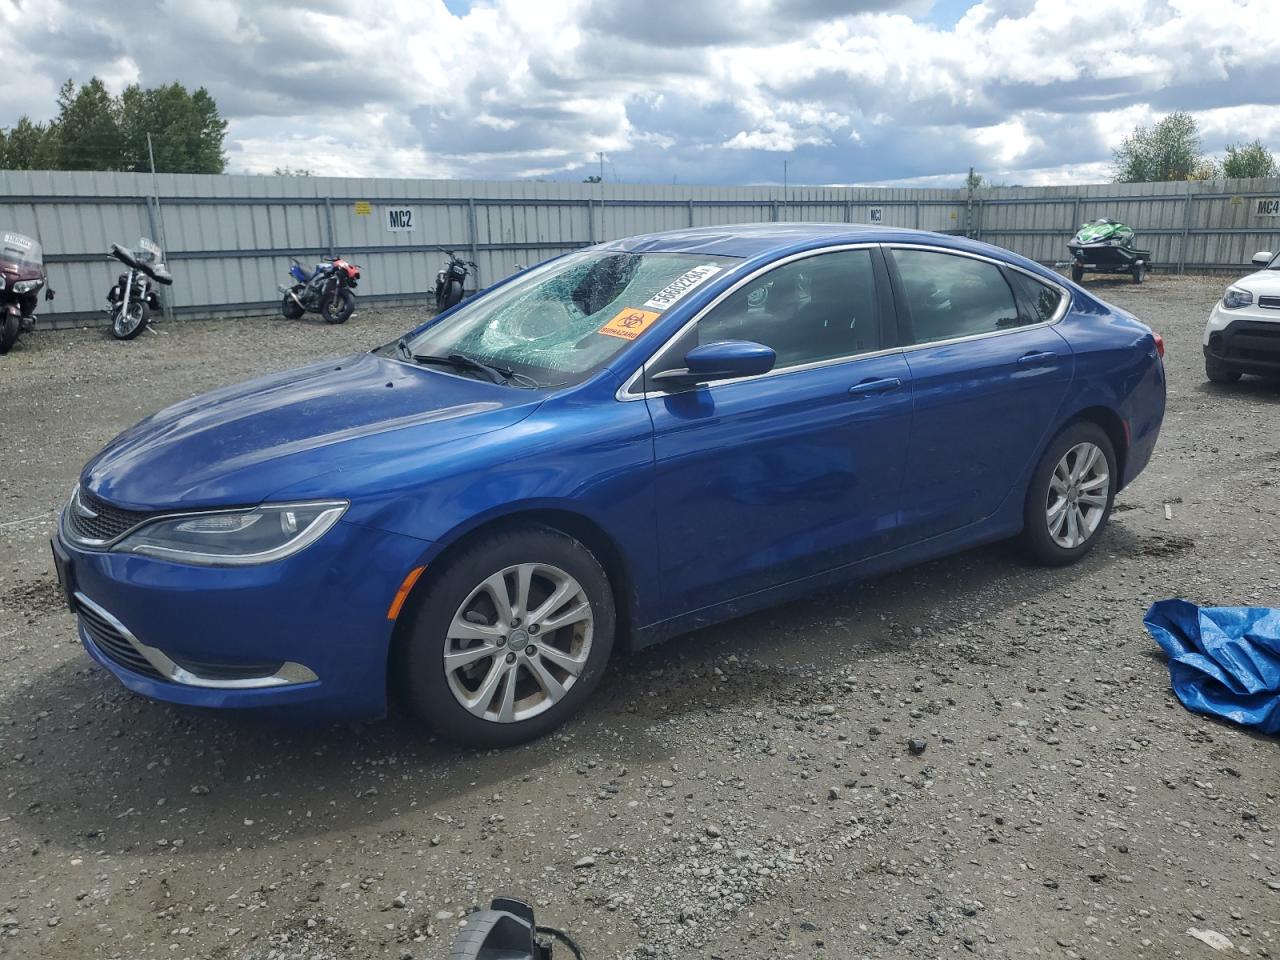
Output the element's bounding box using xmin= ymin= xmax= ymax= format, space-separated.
xmin=1203 ymin=307 xmax=1280 ymax=376
xmin=55 ymin=517 xmax=431 ymax=717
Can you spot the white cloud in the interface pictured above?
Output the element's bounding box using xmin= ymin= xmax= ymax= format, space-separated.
xmin=0 ymin=0 xmax=1276 ymax=187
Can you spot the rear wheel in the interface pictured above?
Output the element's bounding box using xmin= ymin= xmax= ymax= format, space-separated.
xmin=110 ymin=300 xmax=147 ymax=340
xmin=1132 ymin=262 xmax=1146 ymax=284
xmin=1205 ymin=355 xmax=1241 ymax=384
xmin=0 ymin=313 xmax=19 ymax=353
xmin=397 ymin=525 xmax=615 ymax=747
xmin=1021 ymin=420 xmax=1116 ymax=566
xmin=280 ymin=290 xmax=305 ymax=320
xmin=1070 ymin=263 xmax=1084 ymax=283
xmin=321 ymin=288 xmax=355 ymax=324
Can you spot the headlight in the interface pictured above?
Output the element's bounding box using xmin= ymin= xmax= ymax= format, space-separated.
xmin=115 ymin=500 xmax=348 ymax=565
xmin=1223 ymin=287 xmax=1253 ymax=310
xmin=12 ymin=278 xmax=43 ymax=294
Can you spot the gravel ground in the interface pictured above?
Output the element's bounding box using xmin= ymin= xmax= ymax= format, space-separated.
xmin=1 ymin=276 xmax=1277 ymax=960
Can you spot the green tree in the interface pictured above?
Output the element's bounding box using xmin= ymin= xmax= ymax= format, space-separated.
xmin=54 ymin=77 xmax=123 ymax=170
xmin=0 ymin=117 xmax=59 ymax=169
xmin=1 ymin=78 xmax=227 ymax=173
xmin=119 ymin=82 xmax=227 ymax=174
xmin=273 ymin=166 xmax=314 ymax=176
xmin=1112 ymin=111 xmax=1207 ymax=183
xmin=1222 ymin=139 xmax=1278 ymax=179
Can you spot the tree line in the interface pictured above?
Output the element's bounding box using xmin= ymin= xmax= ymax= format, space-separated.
xmin=1 ymin=78 xmax=227 ymax=174
xmin=1113 ymin=112 xmax=1277 ymax=182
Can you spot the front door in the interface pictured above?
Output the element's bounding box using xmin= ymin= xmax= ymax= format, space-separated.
xmin=644 ymin=246 xmax=914 ymax=618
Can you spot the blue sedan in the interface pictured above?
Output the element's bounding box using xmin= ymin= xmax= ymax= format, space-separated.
xmin=52 ymin=224 xmax=1166 ymax=745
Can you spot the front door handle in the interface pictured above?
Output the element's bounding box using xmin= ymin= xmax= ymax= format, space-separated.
xmin=848 ymin=376 xmax=902 ymax=397
xmin=1017 ymin=350 xmax=1059 ymax=367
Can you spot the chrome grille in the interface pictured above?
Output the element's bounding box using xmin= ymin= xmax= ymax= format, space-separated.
xmin=77 ymin=600 xmax=165 ymax=681
xmin=1258 ymin=295 xmax=1280 ymax=310
xmin=65 ymin=487 xmax=156 ymax=545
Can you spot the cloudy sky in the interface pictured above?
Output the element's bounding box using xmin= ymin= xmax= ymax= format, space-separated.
xmin=1 ymin=0 xmax=1277 ymax=187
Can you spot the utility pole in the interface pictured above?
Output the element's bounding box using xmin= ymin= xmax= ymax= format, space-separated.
xmin=146 ymin=133 xmax=175 ymax=321
xmin=783 ymin=159 xmax=788 ymax=215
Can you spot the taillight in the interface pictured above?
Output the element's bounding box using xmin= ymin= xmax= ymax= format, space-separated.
xmin=1153 ymin=332 xmax=1165 ymax=359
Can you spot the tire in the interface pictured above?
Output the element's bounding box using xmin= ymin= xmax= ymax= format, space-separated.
xmin=1020 ymin=420 xmax=1117 ymax=567
xmin=397 ymin=525 xmax=616 ymax=747
xmin=321 ymin=288 xmax=355 ymax=324
xmin=438 ymin=279 xmax=463 ymax=311
xmin=0 ymin=313 xmax=19 ymax=354
xmin=280 ymin=291 xmax=305 ymax=320
xmin=1132 ymin=262 xmax=1146 ymax=284
xmin=110 ymin=300 xmax=148 ymax=340
xmin=1070 ymin=263 xmax=1084 ymax=283
xmin=1205 ymin=355 xmax=1241 ymax=384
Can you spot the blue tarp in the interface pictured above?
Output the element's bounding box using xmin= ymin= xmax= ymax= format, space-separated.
xmin=1144 ymin=599 xmax=1280 ymax=734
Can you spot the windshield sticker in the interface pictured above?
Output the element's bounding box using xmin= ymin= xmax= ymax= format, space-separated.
xmin=598 ymin=307 xmax=662 ymax=341
xmin=3 ymin=233 xmax=32 ymax=250
xmin=643 ymin=264 xmax=722 ymax=310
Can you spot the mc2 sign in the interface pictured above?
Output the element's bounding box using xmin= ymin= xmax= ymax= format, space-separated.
xmin=385 ymin=208 xmax=416 ymax=232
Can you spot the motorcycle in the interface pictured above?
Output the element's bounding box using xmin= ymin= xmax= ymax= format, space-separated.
xmin=105 ymin=237 xmax=172 ymax=340
xmin=434 ymin=246 xmax=476 ymax=311
xmin=0 ymin=231 xmax=54 ymax=354
xmin=280 ymin=255 xmax=360 ymax=323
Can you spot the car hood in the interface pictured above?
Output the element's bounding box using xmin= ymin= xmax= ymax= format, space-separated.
xmin=1235 ymin=269 xmax=1280 ymax=296
xmin=82 ymin=353 xmax=541 ymax=510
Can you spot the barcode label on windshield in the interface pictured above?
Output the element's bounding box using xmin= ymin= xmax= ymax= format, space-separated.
xmin=644 ymin=264 xmax=721 ymax=310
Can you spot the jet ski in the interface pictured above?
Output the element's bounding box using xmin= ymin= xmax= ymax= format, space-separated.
xmin=1067 ymin=218 xmax=1152 ymax=284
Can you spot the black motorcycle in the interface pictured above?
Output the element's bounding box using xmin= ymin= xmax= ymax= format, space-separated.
xmin=105 ymin=238 xmax=172 ymax=340
xmin=433 ymin=247 xmax=476 ymax=311
xmin=280 ymin=255 xmax=360 ymax=324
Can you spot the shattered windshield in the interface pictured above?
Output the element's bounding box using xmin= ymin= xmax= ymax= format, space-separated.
xmin=401 ymin=250 xmax=736 ymax=385
xmin=0 ymin=232 xmax=42 ymax=268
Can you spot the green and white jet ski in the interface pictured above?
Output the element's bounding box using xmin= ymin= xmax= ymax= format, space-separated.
xmin=1067 ymin=218 xmax=1152 ymax=284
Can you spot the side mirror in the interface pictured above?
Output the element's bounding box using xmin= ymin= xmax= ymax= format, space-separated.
xmin=449 ymin=897 xmax=545 ymax=960
xmin=1251 ymin=251 xmax=1273 ymax=268
xmin=649 ymin=340 xmax=776 ymax=388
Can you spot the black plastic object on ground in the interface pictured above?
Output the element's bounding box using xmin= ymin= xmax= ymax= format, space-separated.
xmin=449 ymin=897 xmax=585 ymax=960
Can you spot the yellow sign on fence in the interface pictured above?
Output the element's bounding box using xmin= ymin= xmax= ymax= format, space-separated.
xmin=353 ymin=201 xmax=372 ymax=216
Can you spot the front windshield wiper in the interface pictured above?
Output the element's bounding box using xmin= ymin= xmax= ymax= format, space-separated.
xmin=410 ymin=351 xmax=514 ymax=385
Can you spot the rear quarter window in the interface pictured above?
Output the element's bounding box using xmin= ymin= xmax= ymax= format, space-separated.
xmin=1009 ymin=271 xmax=1066 ymax=324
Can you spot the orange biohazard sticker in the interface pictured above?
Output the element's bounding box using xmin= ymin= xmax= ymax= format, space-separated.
xmin=598 ymin=307 xmax=661 ymax=341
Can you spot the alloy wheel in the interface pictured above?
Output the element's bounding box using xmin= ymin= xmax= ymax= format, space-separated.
xmin=1046 ymin=441 xmax=1110 ymax=549
xmin=443 ymin=562 xmax=593 ymax=724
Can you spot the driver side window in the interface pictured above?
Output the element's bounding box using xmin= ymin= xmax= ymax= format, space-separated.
xmin=692 ymin=249 xmax=883 ymax=369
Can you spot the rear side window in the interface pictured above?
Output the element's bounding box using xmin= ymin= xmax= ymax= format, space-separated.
xmin=892 ymin=249 xmax=1020 ymax=344
xmin=1008 ymin=270 xmax=1066 ymax=324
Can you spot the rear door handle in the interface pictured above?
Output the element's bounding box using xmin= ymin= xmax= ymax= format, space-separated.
xmin=1017 ymin=350 xmax=1059 ymax=367
xmin=848 ymin=376 xmax=902 ymax=397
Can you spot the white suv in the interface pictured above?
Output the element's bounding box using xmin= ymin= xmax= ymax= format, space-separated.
xmin=1203 ymin=250 xmax=1280 ymax=383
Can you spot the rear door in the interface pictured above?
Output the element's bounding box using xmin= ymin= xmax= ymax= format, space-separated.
xmin=888 ymin=245 xmax=1074 ymax=542
xmin=640 ymin=245 xmax=914 ymax=617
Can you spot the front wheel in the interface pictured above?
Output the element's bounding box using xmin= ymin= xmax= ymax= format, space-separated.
xmin=1132 ymin=262 xmax=1146 ymax=284
xmin=1070 ymin=263 xmax=1084 ymax=283
xmin=0 ymin=313 xmax=19 ymax=353
xmin=321 ymin=288 xmax=355 ymax=324
xmin=438 ymin=279 xmax=463 ymax=311
xmin=1205 ymin=355 xmax=1241 ymax=384
xmin=1020 ymin=420 xmax=1117 ymax=566
xmin=110 ymin=300 xmax=148 ymax=340
xmin=397 ymin=525 xmax=615 ymax=747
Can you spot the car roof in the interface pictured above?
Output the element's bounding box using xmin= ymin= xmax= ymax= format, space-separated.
xmin=602 ymin=221 xmax=1054 ymax=279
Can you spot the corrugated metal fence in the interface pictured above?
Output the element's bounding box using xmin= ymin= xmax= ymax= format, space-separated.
xmin=1 ymin=170 xmax=1277 ymax=329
